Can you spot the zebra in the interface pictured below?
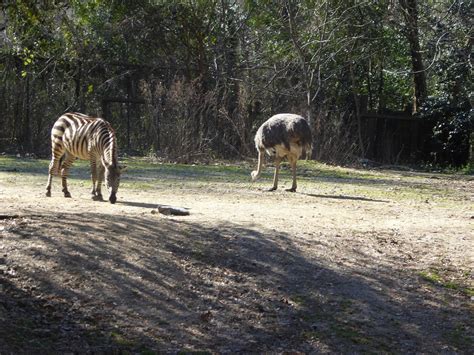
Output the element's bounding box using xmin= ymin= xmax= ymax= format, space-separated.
xmin=45 ymin=112 xmax=126 ymax=204
xmin=251 ymin=113 xmax=312 ymax=192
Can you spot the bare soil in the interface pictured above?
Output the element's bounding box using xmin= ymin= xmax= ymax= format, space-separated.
xmin=1 ymin=162 xmax=473 ymax=353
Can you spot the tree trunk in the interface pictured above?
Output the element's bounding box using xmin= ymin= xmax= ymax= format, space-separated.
xmin=378 ymin=59 xmax=385 ymax=113
xmin=306 ymin=88 xmax=312 ymax=126
xmin=150 ymin=81 xmax=161 ymax=152
xmin=399 ymin=0 xmax=427 ymax=113
xmin=20 ymin=76 xmax=32 ymax=153
xmin=469 ymin=131 xmax=474 ymax=168
xmin=74 ymin=60 xmax=85 ymax=112
xmin=126 ymin=76 xmax=132 ymax=151
xmin=350 ymin=64 xmax=365 ymax=158
xmin=286 ymin=2 xmax=312 ymax=125
xmin=153 ymin=106 xmax=161 ymax=152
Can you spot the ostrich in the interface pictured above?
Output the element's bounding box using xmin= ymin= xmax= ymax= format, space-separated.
xmin=251 ymin=113 xmax=312 ymax=192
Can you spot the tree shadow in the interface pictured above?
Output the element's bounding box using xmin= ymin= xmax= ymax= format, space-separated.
xmin=303 ymin=173 xmax=461 ymax=191
xmin=300 ymin=192 xmax=389 ymax=203
xmin=0 ymin=277 xmax=126 ymax=352
xmin=1 ymin=212 xmax=471 ymax=353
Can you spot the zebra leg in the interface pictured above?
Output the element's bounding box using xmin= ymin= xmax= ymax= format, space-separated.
xmin=46 ymin=146 xmax=65 ymax=197
xmin=93 ymin=164 xmax=105 ymax=201
xmin=45 ymin=159 xmax=56 ymax=197
xmin=269 ymin=157 xmax=281 ymax=191
xmin=90 ymin=157 xmax=98 ymax=197
xmin=60 ymin=153 xmax=75 ymax=198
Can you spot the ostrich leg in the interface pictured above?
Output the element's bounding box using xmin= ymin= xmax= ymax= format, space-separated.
xmin=286 ymin=156 xmax=297 ymax=192
xmin=270 ymin=157 xmax=281 ymax=191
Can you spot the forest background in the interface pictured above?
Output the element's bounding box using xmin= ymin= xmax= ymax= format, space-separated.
xmin=0 ymin=0 xmax=472 ymax=167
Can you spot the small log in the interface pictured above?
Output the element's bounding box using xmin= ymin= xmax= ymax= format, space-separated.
xmin=0 ymin=214 xmax=20 ymax=220
xmin=155 ymin=205 xmax=190 ymax=216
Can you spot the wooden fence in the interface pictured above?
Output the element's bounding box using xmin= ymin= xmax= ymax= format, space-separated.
xmin=360 ymin=112 xmax=432 ymax=164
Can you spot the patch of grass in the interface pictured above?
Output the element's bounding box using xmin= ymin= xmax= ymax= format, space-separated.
xmin=2 ymin=317 xmax=60 ymax=351
xmin=299 ymin=160 xmax=384 ymax=181
xmin=302 ymin=330 xmax=321 ymax=340
xmin=461 ymin=163 xmax=474 ymax=175
xmin=0 ymin=155 xmax=471 ymax=204
xmin=444 ymin=324 xmax=473 ymax=351
xmin=110 ymin=331 xmax=136 ymax=347
xmin=289 ymin=294 xmax=306 ymax=306
xmin=339 ymin=299 xmax=353 ymax=311
xmin=177 ymin=350 xmax=212 ymax=355
xmin=121 ymin=181 xmax=157 ymax=190
xmin=301 ymin=318 xmax=393 ymax=353
xmin=330 ymin=324 xmax=371 ymax=345
xmin=301 ymin=312 xmax=320 ymax=323
xmin=419 ymin=270 xmax=443 ymax=284
xmin=0 ymin=156 xmax=46 ymax=172
xmin=419 ymin=269 xmax=473 ymax=297
xmin=122 ymin=157 xmax=252 ymax=184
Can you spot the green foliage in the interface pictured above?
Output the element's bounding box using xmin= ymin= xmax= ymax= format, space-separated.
xmin=0 ymin=1 xmax=471 ymax=165
xmin=418 ymin=96 xmax=472 ymax=167
xmin=419 ymin=269 xmax=474 ymax=297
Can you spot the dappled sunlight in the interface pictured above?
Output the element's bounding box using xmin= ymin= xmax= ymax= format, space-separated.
xmin=1 ymin=210 xmax=472 ymax=352
xmin=1 ymin=156 xmax=472 ymax=352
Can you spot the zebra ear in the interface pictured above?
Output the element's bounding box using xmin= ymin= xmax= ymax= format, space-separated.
xmin=119 ymin=165 xmax=128 ymax=173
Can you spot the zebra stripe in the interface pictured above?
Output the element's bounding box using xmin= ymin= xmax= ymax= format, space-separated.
xmin=45 ymin=112 xmax=124 ymax=204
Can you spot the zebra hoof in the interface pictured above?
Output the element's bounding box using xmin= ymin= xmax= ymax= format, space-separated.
xmin=92 ymin=194 xmax=104 ymax=201
xmin=266 ymin=187 xmax=277 ymax=192
xmin=64 ymin=192 xmax=72 ymax=198
xmin=285 ymin=187 xmax=297 ymax=192
xmin=46 ymin=191 xmax=51 ymax=197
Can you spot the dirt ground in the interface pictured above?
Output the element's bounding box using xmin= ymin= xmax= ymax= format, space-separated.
xmin=1 ymin=160 xmax=473 ymax=353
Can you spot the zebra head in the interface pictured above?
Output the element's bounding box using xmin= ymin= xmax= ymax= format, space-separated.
xmin=105 ymin=164 xmax=127 ymax=204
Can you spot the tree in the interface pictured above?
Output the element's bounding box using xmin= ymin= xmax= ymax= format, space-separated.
xmin=398 ymin=0 xmax=427 ymax=112
xmin=0 ymin=1 xmax=471 ymax=166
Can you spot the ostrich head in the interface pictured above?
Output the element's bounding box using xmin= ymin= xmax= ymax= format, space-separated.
xmin=251 ymin=170 xmax=260 ymax=181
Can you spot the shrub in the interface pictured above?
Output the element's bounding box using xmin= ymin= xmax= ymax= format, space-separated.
xmin=418 ymin=95 xmax=472 ymax=168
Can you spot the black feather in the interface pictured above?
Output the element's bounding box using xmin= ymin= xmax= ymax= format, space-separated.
xmin=255 ymin=114 xmax=312 ymax=156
